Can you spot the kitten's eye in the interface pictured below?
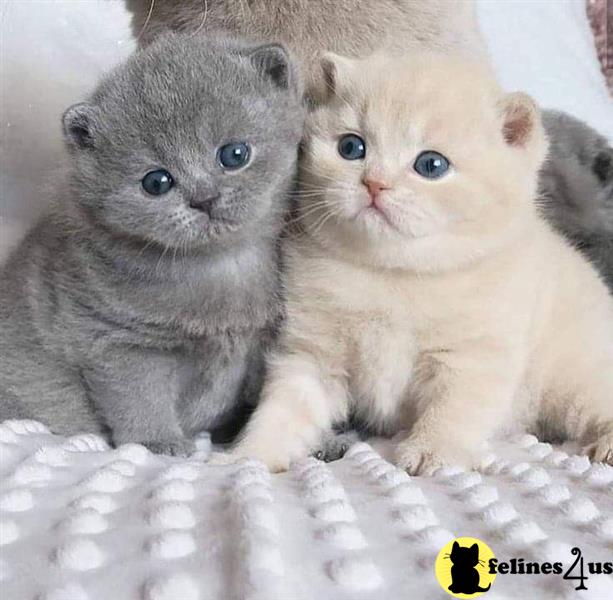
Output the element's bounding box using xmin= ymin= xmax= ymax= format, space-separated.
xmin=142 ymin=169 xmax=174 ymax=195
xmin=413 ymin=151 xmax=450 ymax=179
xmin=338 ymin=134 xmax=366 ymax=161
xmin=218 ymin=142 xmax=251 ymax=170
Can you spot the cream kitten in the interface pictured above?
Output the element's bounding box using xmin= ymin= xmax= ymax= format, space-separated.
xmin=233 ymin=53 xmax=613 ymax=474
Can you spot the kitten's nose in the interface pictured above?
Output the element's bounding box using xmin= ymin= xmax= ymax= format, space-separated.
xmin=363 ymin=177 xmax=391 ymax=200
xmin=189 ymin=194 xmax=220 ymax=214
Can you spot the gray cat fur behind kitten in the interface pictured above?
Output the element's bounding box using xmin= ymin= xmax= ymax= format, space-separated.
xmin=541 ymin=111 xmax=613 ymax=290
xmin=0 ymin=33 xmax=305 ymax=455
xmin=124 ymin=0 xmax=485 ymax=102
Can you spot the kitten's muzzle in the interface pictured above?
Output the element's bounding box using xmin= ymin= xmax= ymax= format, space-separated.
xmin=189 ymin=194 xmax=221 ymax=215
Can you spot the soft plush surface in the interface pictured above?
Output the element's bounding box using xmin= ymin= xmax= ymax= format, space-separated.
xmin=1 ymin=420 xmax=612 ymax=599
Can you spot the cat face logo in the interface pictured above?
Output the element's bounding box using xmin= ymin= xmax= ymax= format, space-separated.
xmin=435 ymin=537 xmax=497 ymax=598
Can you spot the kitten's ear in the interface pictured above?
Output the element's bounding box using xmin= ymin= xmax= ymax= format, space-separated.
xmin=499 ymin=92 xmax=540 ymax=148
xmin=62 ymin=102 xmax=100 ymax=151
xmin=320 ymin=52 xmax=355 ymax=100
xmin=452 ymin=541 xmax=460 ymax=551
xmin=249 ymin=43 xmax=297 ymax=92
xmin=593 ymin=149 xmax=613 ymax=184
xmin=498 ymin=92 xmax=546 ymax=162
xmin=470 ymin=544 xmax=479 ymax=553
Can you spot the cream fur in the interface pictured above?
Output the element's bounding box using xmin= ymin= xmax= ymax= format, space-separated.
xmin=234 ymin=54 xmax=613 ymax=474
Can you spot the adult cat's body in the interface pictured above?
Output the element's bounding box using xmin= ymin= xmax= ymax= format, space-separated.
xmin=233 ymin=53 xmax=613 ymax=473
xmin=0 ymin=33 xmax=304 ymax=454
xmin=125 ymin=0 xmax=485 ymax=101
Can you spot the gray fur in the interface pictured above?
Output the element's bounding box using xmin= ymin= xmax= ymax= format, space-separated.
xmin=125 ymin=0 xmax=485 ymax=102
xmin=540 ymin=110 xmax=613 ymax=290
xmin=0 ymin=33 xmax=304 ymax=455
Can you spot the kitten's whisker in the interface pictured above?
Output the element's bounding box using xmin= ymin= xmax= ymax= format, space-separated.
xmin=308 ymin=205 xmax=344 ymax=236
xmin=189 ymin=0 xmax=209 ymax=37
xmin=135 ymin=0 xmax=155 ymax=41
xmin=285 ymin=204 xmax=332 ymax=226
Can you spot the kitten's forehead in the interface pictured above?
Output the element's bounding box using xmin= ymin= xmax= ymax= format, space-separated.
xmin=91 ymin=34 xmax=289 ymax=152
xmin=344 ymin=55 xmax=501 ymax=146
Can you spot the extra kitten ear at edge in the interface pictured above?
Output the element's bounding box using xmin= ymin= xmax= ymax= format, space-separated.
xmin=62 ymin=102 xmax=100 ymax=151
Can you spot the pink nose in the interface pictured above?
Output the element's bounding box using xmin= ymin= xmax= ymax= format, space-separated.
xmin=363 ymin=178 xmax=390 ymax=200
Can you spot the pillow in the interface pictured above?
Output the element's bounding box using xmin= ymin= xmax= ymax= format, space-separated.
xmin=476 ymin=0 xmax=613 ymax=142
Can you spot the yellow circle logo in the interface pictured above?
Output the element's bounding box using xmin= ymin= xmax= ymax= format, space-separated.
xmin=435 ymin=537 xmax=497 ymax=597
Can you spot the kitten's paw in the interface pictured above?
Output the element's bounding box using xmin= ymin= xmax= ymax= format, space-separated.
xmin=583 ymin=433 xmax=613 ymax=465
xmin=312 ymin=431 xmax=360 ymax=463
xmin=395 ymin=439 xmax=448 ymax=476
xmin=142 ymin=438 xmax=196 ymax=457
xmin=395 ymin=433 xmax=476 ymax=476
xmin=230 ymin=441 xmax=301 ymax=473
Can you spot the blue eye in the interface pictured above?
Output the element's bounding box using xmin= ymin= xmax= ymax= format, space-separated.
xmin=338 ymin=134 xmax=366 ymax=160
xmin=413 ymin=151 xmax=450 ymax=179
xmin=142 ymin=169 xmax=174 ymax=195
xmin=218 ymin=142 xmax=251 ymax=170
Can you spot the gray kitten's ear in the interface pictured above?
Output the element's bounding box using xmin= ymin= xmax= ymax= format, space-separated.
xmin=249 ymin=43 xmax=296 ymax=91
xmin=62 ymin=102 xmax=100 ymax=150
xmin=320 ymin=52 xmax=355 ymax=100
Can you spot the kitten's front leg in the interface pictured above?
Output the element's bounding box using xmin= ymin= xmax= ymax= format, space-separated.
xmin=84 ymin=346 xmax=195 ymax=456
xmin=396 ymin=348 xmax=521 ymax=475
xmin=233 ymin=353 xmax=348 ymax=472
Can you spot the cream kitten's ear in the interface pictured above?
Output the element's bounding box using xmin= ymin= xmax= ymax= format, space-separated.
xmin=499 ymin=92 xmax=547 ymax=162
xmin=320 ymin=52 xmax=355 ymax=99
xmin=499 ymin=92 xmax=540 ymax=147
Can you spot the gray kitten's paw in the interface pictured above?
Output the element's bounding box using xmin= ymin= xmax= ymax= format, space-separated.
xmin=142 ymin=438 xmax=196 ymax=457
xmin=312 ymin=431 xmax=360 ymax=463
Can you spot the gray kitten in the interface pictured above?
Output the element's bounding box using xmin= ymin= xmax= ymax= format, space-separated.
xmin=541 ymin=111 xmax=613 ymax=290
xmin=0 ymin=33 xmax=304 ymax=455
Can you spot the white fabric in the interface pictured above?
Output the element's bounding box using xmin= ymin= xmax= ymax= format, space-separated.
xmin=1 ymin=420 xmax=612 ymax=599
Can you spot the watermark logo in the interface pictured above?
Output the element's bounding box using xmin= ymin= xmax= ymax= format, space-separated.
xmin=436 ymin=537 xmax=613 ymax=594
xmin=435 ymin=537 xmax=497 ymax=597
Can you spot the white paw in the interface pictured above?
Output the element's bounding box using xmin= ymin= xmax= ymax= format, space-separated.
xmin=230 ymin=438 xmax=311 ymax=473
xmin=395 ymin=441 xmax=446 ymax=476
xmin=395 ymin=436 xmax=473 ymax=476
xmin=583 ymin=433 xmax=613 ymax=465
xmin=236 ymin=446 xmax=292 ymax=473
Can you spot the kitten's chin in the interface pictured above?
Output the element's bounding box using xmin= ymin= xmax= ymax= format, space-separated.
xmin=356 ymin=205 xmax=403 ymax=235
